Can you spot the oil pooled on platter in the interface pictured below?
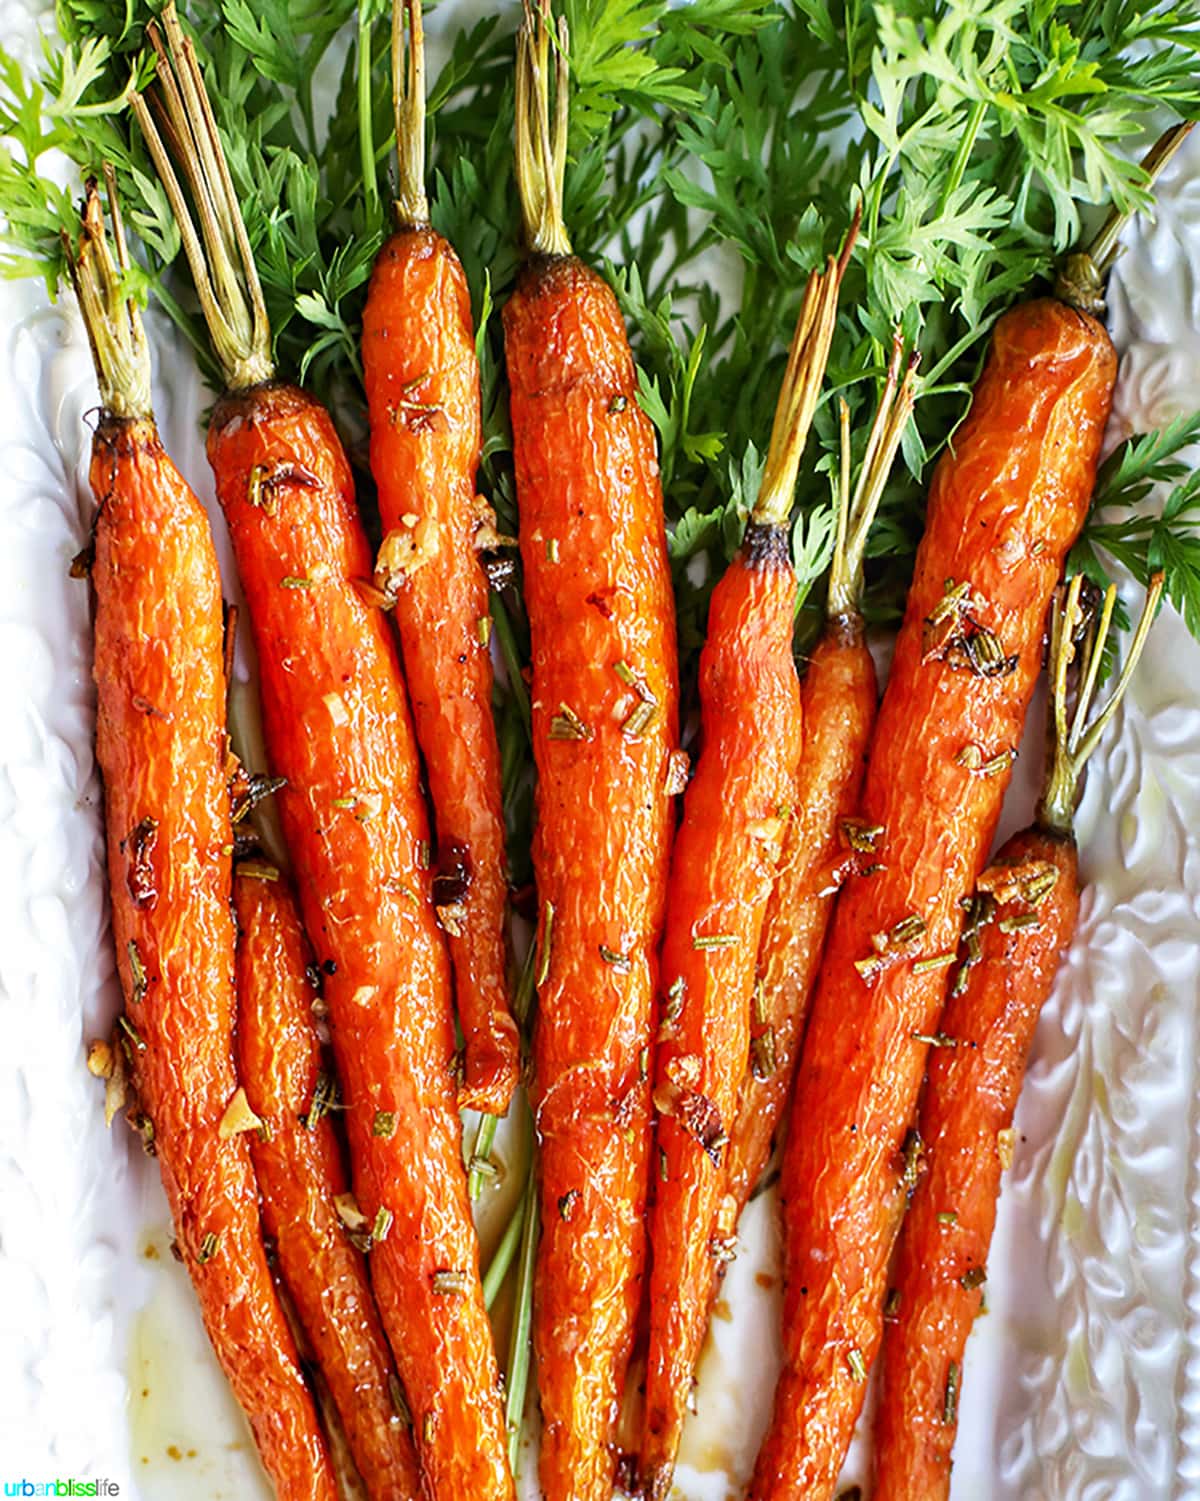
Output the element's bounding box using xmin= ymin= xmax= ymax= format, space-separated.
xmin=127 ymin=1230 xmax=271 ymax=1501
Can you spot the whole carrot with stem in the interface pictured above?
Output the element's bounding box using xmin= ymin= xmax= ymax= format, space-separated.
xmin=502 ymin=7 xmax=680 ymax=1497
xmin=132 ymin=12 xmax=514 ymax=1498
xmin=72 ymin=177 xmax=336 ymax=1501
xmin=233 ymin=864 xmax=423 ymax=1501
xmin=744 ymin=169 xmax=1171 ymax=1500
xmin=362 ymin=0 xmax=518 ymax=1120
xmin=639 ymin=241 xmax=851 ymax=1501
xmin=871 ymin=570 xmax=1164 ymax=1501
xmin=725 ymin=332 xmax=916 ymax=1221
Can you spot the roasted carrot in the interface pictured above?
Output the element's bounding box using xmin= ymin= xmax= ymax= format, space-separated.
xmin=233 ymin=865 xmax=423 ymax=1501
xmin=361 ymin=0 xmax=518 ymax=1116
xmin=748 ymin=286 xmax=1120 ymax=1501
xmin=725 ymin=334 xmax=916 ymax=1221
xmin=72 ymin=178 xmax=336 ymax=1501
xmin=640 ymin=244 xmax=853 ymax=1501
xmin=503 ymin=10 xmax=680 ymax=1497
xmin=132 ymin=13 xmax=514 ymax=1498
xmin=872 ymin=572 xmax=1163 ymax=1501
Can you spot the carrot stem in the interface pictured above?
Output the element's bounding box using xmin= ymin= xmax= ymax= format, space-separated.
xmin=62 ymin=176 xmax=151 ymax=420
xmin=483 ymin=1187 xmax=528 ymax=1309
xmin=393 ymin=0 xmax=429 ymax=227
xmin=130 ymin=3 xmax=272 ymax=389
xmin=514 ymin=0 xmax=571 ymax=257
xmin=358 ymin=6 xmax=381 ymax=228
xmin=827 ymin=326 xmax=917 ymax=618
xmin=1038 ymin=571 xmax=1164 ymax=833
xmin=504 ymin=1145 xmax=539 ymax=1475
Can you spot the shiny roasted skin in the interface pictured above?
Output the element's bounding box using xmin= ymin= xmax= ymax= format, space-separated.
xmin=725 ymin=612 xmax=877 ymax=1216
xmin=641 ymin=524 xmax=803 ymax=1501
xmin=363 ymin=225 xmax=518 ymax=1114
xmin=208 ymin=381 xmax=513 ymax=1501
xmin=749 ymin=297 xmax=1117 ymax=1500
xmin=92 ymin=417 xmax=336 ymax=1501
xmin=872 ymin=829 xmax=1079 ymax=1501
xmin=233 ymin=870 xmax=423 ymax=1501
xmin=504 ymin=254 xmax=679 ymax=1501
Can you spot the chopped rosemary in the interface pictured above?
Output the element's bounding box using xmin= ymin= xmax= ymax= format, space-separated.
xmin=599 ymin=944 xmax=631 ymax=971
xmin=999 ymin=913 xmax=1042 ymax=933
xmin=709 ymin=1235 xmax=737 ymax=1263
xmin=614 ymin=659 xmax=637 ymax=686
xmin=960 ymin=1266 xmax=987 ymax=1291
xmin=622 ymin=699 xmax=660 ymax=739
xmin=280 ymin=575 xmax=315 ymax=589
xmin=238 ymin=860 xmax=280 ymax=882
xmin=980 ymin=749 xmax=1017 ymax=777
xmin=956 ymin=744 xmax=983 ymax=769
xmin=196 ymin=1231 xmax=220 ymax=1265
xmin=418 ymin=840 xmax=431 ymax=870
xmin=546 ymin=538 xmax=560 ymax=562
xmin=912 ymin=1031 xmax=958 ymax=1048
xmin=373 ymin=1110 xmax=396 ymax=1138
xmin=839 ymin=818 xmax=884 ymax=853
xmin=549 ymin=703 xmax=592 ymax=741
xmin=937 ymin=1210 xmax=959 ymax=1226
xmin=537 ymin=902 xmax=555 ymax=987
xmin=468 ymin=1153 xmax=499 ymax=1182
xmin=751 ymin=1028 xmax=777 ymax=1080
xmin=943 ymin=1360 xmax=960 ymax=1425
xmin=302 ymin=1072 xmax=338 ymax=1130
xmin=846 ymin=1346 xmax=868 ymax=1383
xmin=608 ymin=394 xmax=628 ymax=414
xmin=126 ymin=940 xmax=147 ymax=1005
xmin=752 ymin=978 xmax=767 ymax=1026
xmin=883 ymin=1288 xmax=902 ymax=1320
xmin=659 ymin=1146 xmax=668 ymax=1182
xmin=432 ymin=1269 xmax=469 ymax=1296
xmin=693 ymin=932 xmax=738 ymax=950
xmin=912 ymin=952 xmax=956 ymax=975
xmin=558 ymin=1189 xmax=580 ymax=1221
xmin=372 ymin=1207 xmax=393 ymax=1243
xmin=118 ymin=1014 xmax=146 ymax=1052
xmin=477 ymin=614 xmax=492 ymax=647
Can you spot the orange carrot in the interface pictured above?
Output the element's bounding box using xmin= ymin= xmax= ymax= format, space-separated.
xmin=132 ymin=13 xmax=514 ymax=1498
xmin=233 ymin=866 xmax=423 ymax=1501
xmin=872 ymin=572 xmax=1163 ymax=1501
xmin=503 ymin=10 xmax=680 ymax=1498
xmin=361 ymin=0 xmax=518 ymax=1116
xmin=748 ymin=293 xmax=1117 ymax=1500
xmin=725 ymin=334 xmax=916 ymax=1221
xmin=640 ymin=247 xmax=851 ymax=1501
xmin=72 ymin=178 xmax=337 ymax=1501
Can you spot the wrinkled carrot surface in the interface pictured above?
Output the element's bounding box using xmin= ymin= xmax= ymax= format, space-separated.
xmin=504 ymin=253 xmax=679 ymax=1501
xmin=363 ymin=224 xmax=518 ymax=1114
xmin=725 ymin=612 xmax=877 ymax=1215
xmin=749 ymin=297 xmax=1116 ymax=1500
xmin=208 ymin=380 xmax=513 ymax=1501
xmin=872 ymin=829 xmax=1079 ymax=1501
xmin=233 ymin=868 xmax=423 ymax=1501
xmin=640 ymin=521 xmax=804 ymax=1501
xmin=92 ymin=416 xmax=336 ymax=1501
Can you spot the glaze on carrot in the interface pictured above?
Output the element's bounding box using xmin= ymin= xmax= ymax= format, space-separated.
xmin=233 ymin=866 xmax=423 ymax=1501
xmin=503 ymin=10 xmax=679 ymax=1498
xmin=133 ymin=14 xmax=514 ymax=1498
xmin=362 ymin=0 xmax=518 ymax=1116
xmin=749 ymin=292 xmax=1117 ymax=1501
xmin=725 ymin=336 xmax=916 ymax=1221
xmin=640 ymin=249 xmax=851 ymax=1501
xmin=72 ymin=179 xmax=337 ymax=1501
xmin=872 ymin=573 xmax=1163 ymax=1501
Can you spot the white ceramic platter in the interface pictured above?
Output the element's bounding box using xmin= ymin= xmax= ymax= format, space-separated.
xmin=1 ymin=2 xmax=1199 ymax=1495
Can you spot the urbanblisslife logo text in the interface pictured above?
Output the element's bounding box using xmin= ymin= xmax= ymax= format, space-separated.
xmin=3 ymin=1482 xmax=120 ymax=1496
